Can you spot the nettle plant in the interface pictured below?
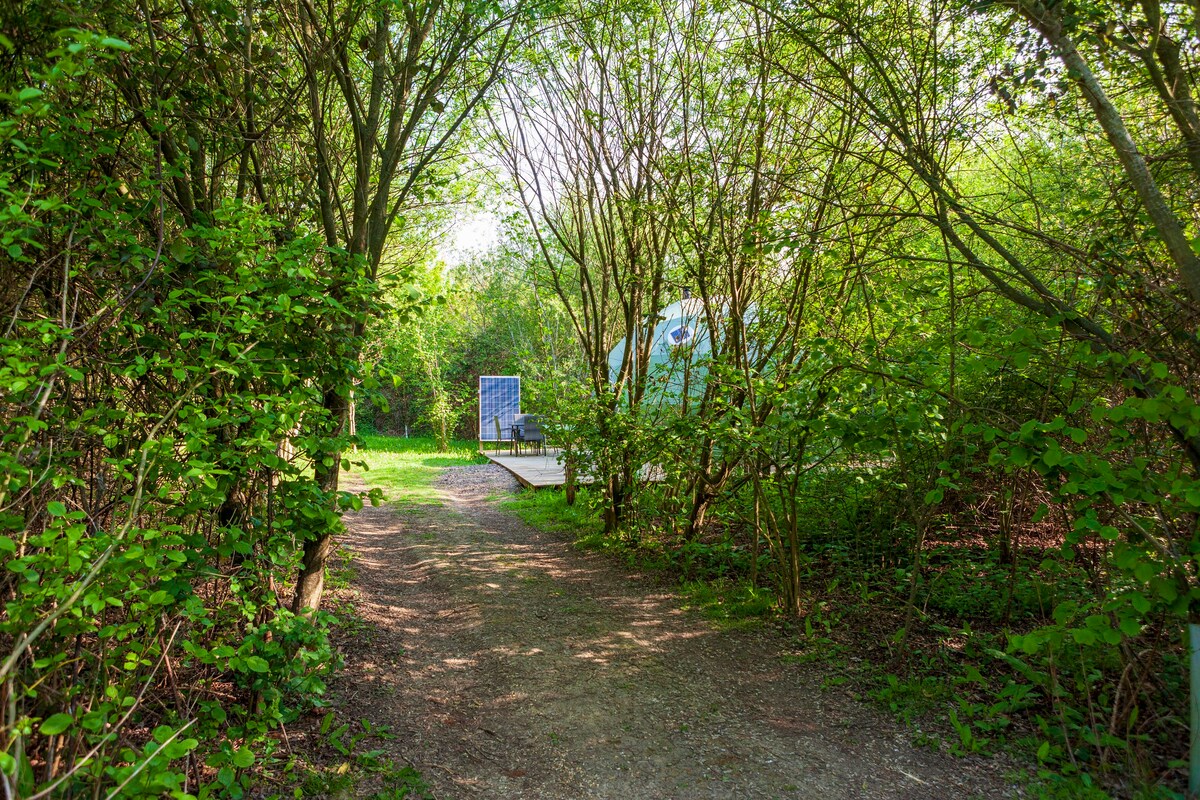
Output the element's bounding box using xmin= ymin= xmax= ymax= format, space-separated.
xmin=1 ymin=34 xmax=375 ymax=797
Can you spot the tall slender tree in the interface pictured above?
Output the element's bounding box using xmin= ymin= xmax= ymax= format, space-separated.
xmin=283 ymin=0 xmax=531 ymax=611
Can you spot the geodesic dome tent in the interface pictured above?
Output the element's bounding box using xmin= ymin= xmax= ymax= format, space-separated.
xmin=606 ymin=297 xmax=756 ymax=405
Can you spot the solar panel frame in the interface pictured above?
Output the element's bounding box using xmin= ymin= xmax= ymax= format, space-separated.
xmin=478 ymin=376 xmax=521 ymax=442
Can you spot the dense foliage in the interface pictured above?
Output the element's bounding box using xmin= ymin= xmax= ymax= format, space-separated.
xmin=0 ymin=20 xmax=380 ymax=797
xmin=0 ymin=0 xmax=524 ymax=793
xmin=363 ymin=245 xmax=578 ymax=444
xmin=479 ymin=0 xmax=1200 ymax=794
xmin=3 ymin=0 xmax=1199 ymax=796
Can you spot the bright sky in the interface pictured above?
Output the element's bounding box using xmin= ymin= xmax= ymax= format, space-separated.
xmin=437 ymin=210 xmax=501 ymax=268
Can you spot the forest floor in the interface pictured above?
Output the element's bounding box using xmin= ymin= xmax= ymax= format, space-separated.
xmin=315 ymin=463 xmax=1022 ymax=799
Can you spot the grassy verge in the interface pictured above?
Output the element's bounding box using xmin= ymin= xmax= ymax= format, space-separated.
xmin=352 ymin=434 xmax=485 ymax=506
xmin=500 ymin=487 xmax=604 ymax=536
xmin=283 ymin=715 xmax=432 ymax=800
xmin=678 ymin=579 xmax=776 ymax=629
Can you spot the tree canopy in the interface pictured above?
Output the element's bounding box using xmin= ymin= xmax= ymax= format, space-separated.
xmin=2 ymin=0 xmax=1199 ymax=796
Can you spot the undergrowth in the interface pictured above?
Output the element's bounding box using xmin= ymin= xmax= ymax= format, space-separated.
xmin=495 ymin=483 xmax=1188 ymax=800
xmin=281 ymin=716 xmax=431 ymax=800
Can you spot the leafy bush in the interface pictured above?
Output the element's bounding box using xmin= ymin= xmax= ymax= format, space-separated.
xmin=0 ymin=32 xmax=365 ymax=796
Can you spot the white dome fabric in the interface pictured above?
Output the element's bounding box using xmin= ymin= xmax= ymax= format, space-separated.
xmin=606 ymin=298 xmax=713 ymax=403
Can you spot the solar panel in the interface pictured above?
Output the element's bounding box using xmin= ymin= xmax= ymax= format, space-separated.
xmin=478 ymin=376 xmax=520 ymax=441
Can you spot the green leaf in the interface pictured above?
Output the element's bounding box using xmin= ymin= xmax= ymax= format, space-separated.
xmin=1070 ymin=628 xmax=1096 ymax=645
xmin=1037 ymin=741 xmax=1051 ymax=762
xmin=99 ymin=36 xmax=132 ymax=51
xmin=47 ymin=501 xmax=67 ymax=517
xmin=1052 ymin=600 xmax=1077 ymax=625
xmin=1128 ymin=592 xmax=1151 ymax=614
xmin=40 ymin=713 xmax=74 ymax=735
xmin=244 ymin=655 xmax=270 ymax=673
xmin=231 ymin=748 xmax=255 ymax=768
xmin=17 ymin=87 xmax=43 ymax=101
xmin=923 ymin=488 xmax=943 ymax=505
xmin=169 ymin=242 xmax=193 ymax=264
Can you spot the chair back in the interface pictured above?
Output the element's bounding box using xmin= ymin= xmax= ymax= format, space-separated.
xmin=493 ymin=415 xmax=503 ymax=451
xmin=522 ymin=415 xmax=544 ymax=442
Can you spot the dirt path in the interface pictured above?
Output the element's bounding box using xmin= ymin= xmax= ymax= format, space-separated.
xmin=330 ymin=464 xmax=1018 ymax=799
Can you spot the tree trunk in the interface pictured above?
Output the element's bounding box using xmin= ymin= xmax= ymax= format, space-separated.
xmin=564 ymin=450 xmax=576 ymax=506
xmin=785 ymin=506 xmax=802 ymax=616
xmin=1016 ymin=0 xmax=1200 ymax=305
xmin=685 ymin=487 xmax=711 ymax=541
xmin=292 ymin=526 xmax=333 ymax=615
xmin=604 ymin=474 xmax=625 ymax=535
xmin=751 ymin=458 xmax=764 ymax=585
xmin=292 ymin=388 xmax=345 ymax=614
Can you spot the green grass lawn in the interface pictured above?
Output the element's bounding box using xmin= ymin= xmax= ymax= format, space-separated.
xmin=352 ymin=434 xmax=485 ymax=506
xmin=500 ymin=487 xmax=604 ymax=536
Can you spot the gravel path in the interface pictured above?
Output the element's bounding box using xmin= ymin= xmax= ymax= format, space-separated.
xmin=330 ymin=464 xmax=1018 ymax=799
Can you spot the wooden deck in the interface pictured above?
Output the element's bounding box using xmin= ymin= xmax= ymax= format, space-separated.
xmin=481 ymin=448 xmax=580 ymax=489
xmin=481 ymin=447 xmax=664 ymax=489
